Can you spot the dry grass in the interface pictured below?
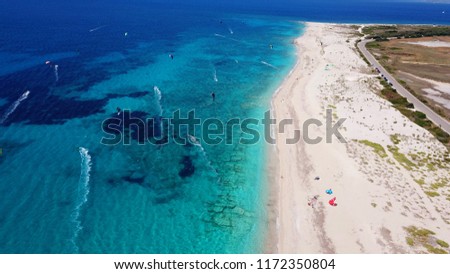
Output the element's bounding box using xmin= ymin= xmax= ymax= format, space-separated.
xmin=367 ymin=36 xmax=450 ymax=121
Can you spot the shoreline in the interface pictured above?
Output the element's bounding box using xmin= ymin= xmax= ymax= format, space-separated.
xmin=264 ymin=25 xmax=306 ymax=253
xmin=267 ymin=22 xmax=450 ymax=253
xmin=265 ymin=34 xmax=304 ymax=253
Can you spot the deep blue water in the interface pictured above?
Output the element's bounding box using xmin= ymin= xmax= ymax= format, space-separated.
xmin=199 ymin=0 xmax=450 ymax=25
xmin=0 ymin=1 xmax=449 ymax=254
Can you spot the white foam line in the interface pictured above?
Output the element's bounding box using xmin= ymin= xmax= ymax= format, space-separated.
xmin=89 ymin=25 xmax=107 ymax=32
xmin=71 ymin=147 xmax=92 ymax=253
xmin=154 ymin=86 xmax=163 ymax=116
xmin=188 ymin=135 xmax=218 ymax=176
xmin=261 ymin=61 xmax=279 ymax=70
xmin=0 ymin=90 xmax=30 ymax=124
xmin=214 ymin=33 xmax=226 ymax=38
xmin=214 ymin=33 xmax=241 ymax=43
xmin=54 ymin=65 xmax=59 ymax=82
xmin=213 ymin=69 xmax=218 ymax=82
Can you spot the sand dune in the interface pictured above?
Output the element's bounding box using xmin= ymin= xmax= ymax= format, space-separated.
xmin=269 ymin=23 xmax=450 ymax=254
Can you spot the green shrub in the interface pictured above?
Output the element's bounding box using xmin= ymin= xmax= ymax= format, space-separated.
xmin=360 ymin=140 xmax=388 ymax=158
xmin=425 ymin=191 xmax=440 ymax=197
xmin=436 ymin=240 xmax=449 ymax=248
xmin=413 ymin=111 xmax=427 ymax=120
xmin=406 ymin=237 xmax=414 ymax=246
xmin=388 ymin=146 xmax=416 ymax=170
xmin=425 ymin=244 xmax=448 ymax=254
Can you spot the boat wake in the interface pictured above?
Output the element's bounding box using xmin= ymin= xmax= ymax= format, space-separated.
xmin=188 ymin=135 xmax=218 ymax=176
xmin=154 ymin=86 xmax=163 ymax=116
xmin=70 ymin=147 xmax=92 ymax=253
xmin=188 ymin=134 xmax=201 ymax=146
xmin=214 ymin=33 xmax=240 ymax=43
xmin=261 ymin=61 xmax=279 ymax=70
xmin=213 ymin=69 xmax=218 ymax=82
xmin=0 ymin=90 xmax=30 ymax=124
xmin=89 ymin=25 xmax=107 ymax=32
xmin=54 ymin=65 xmax=59 ymax=82
xmin=214 ymin=33 xmax=226 ymax=38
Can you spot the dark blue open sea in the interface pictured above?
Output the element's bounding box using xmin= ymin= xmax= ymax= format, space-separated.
xmin=0 ymin=0 xmax=449 ymax=253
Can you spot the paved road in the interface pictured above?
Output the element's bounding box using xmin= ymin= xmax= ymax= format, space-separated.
xmin=358 ymin=39 xmax=450 ymax=135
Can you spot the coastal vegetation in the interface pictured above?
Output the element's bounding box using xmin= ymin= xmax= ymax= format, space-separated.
xmin=362 ymin=24 xmax=450 ymax=151
xmin=390 ymin=134 xmax=401 ymax=145
xmin=414 ymin=178 xmax=425 ymax=186
xmin=376 ymin=77 xmax=450 ymax=148
xmin=424 ymin=191 xmax=440 ymax=197
xmin=405 ymin=226 xmax=449 ymax=254
xmin=363 ymin=26 xmax=450 ymax=135
xmin=387 ymin=145 xmax=416 ymax=170
xmin=436 ymin=240 xmax=449 ymax=248
xmin=362 ymin=25 xmax=450 ymax=40
xmin=359 ymin=140 xmax=388 ymax=158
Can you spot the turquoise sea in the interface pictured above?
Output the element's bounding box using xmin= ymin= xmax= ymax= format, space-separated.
xmin=0 ymin=0 xmax=449 ymax=253
xmin=0 ymin=1 xmax=301 ymax=253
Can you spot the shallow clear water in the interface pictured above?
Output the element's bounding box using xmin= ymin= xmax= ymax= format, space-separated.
xmin=0 ymin=3 xmax=301 ymax=253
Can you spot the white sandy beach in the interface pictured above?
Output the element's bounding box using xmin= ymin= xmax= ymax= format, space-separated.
xmin=269 ymin=22 xmax=450 ymax=253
